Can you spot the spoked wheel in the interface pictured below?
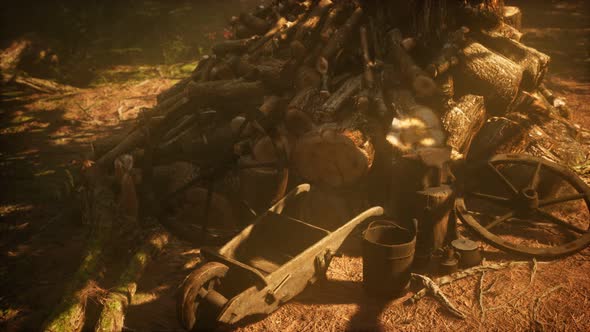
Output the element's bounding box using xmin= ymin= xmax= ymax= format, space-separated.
xmin=456 ymin=154 xmax=590 ymax=258
xmin=177 ymin=262 xmax=229 ymax=331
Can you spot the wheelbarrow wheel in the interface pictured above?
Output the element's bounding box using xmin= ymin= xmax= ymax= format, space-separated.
xmin=177 ymin=261 xmax=229 ymax=331
xmin=456 ymin=154 xmax=590 ymax=258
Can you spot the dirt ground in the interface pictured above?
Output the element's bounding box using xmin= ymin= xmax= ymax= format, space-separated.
xmin=1 ymin=1 xmax=589 ymax=331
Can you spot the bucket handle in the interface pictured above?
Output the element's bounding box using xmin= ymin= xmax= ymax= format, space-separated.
xmin=367 ymin=220 xmax=409 ymax=232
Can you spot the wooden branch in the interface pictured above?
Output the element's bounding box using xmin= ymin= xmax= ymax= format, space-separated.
xmin=319 ymin=1 xmax=348 ymax=42
xmin=94 ymin=226 xmax=169 ymax=332
xmin=320 ymin=75 xmax=361 ymax=122
xmin=411 ymin=273 xmax=466 ymax=319
xmin=319 ymin=6 xmax=363 ymax=63
xmin=410 ymin=261 xmax=529 ymax=303
xmin=386 ymin=29 xmax=437 ymax=98
xmin=292 ymin=0 xmax=333 ymax=47
xmin=212 ymin=37 xmax=257 ymax=56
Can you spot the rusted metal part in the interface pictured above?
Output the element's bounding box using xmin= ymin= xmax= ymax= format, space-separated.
xmin=451 ymin=238 xmax=482 ymax=268
xmin=438 ymin=247 xmax=459 ymax=275
xmin=455 ymin=154 xmax=590 ymax=258
xmin=177 ymin=184 xmax=384 ymax=330
xmin=362 ymin=220 xmax=416 ymax=298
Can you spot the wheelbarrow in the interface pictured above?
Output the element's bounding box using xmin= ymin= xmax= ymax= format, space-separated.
xmin=177 ymin=184 xmax=384 ymax=330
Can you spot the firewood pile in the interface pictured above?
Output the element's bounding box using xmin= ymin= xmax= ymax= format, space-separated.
xmin=92 ymin=0 xmax=588 ymax=236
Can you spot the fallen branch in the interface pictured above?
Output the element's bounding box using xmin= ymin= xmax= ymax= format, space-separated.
xmin=410 ymin=261 xmax=529 ymax=303
xmin=94 ymin=226 xmax=170 ymax=332
xmin=42 ymin=170 xmax=115 ymax=332
xmin=411 ymin=273 xmax=466 ymax=319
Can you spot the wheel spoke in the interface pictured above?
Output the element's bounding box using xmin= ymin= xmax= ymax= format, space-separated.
xmin=485 ymin=211 xmax=514 ymax=230
xmin=539 ymin=193 xmax=586 ymax=208
xmin=535 ymin=209 xmax=586 ymax=234
xmin=488 ymin=162 xmax=518 ymax=194
xmin=467 ymin=191 xmax=511 ymax=204
xmin=529 ymin=161 xmax=543 ymax=190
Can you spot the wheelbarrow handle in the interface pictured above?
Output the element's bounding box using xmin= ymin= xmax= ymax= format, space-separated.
xmin=351 ymin=206 xmax=384 ymax=224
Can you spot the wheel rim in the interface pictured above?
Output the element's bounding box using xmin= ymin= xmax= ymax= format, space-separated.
xmin=456 ymin=154 xmax=590 ymax=258
xmin=177 ymin=261 xmax=229 ymax=331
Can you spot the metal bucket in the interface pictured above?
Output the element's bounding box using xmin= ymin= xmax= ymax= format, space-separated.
xmin=362 ymin=220 xmax=416 ymax=298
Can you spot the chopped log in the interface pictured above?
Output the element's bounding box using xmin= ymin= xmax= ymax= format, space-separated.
xmin=42 ymin=169 xmax=115 ymax=332
xmin=441 ymin=94 xmax=486 ymax=155
xmin=318 ymin=6 xmax=363 ymax=64
xmin=292 ymin=0 xmax=333 ymax=48
xmin=94 ymin=226 xmax=169 ymax=332
xmin=386 ymin=29 xmax=437 ymax=98
xmin=319 ymin=1 xmax=349 ymax=42
xmin=426 ymin=27 xmax=469 ymax=78
xmin=186 ymin=79 xmax=267 ymax=105
xmin=477 ymin=32 xmax=549 ymax=90
xmin=294 ymin=65 xmax=321 ymax=91
xmin=209 ymin=61 xmax=236 ymax=81
xmin=239 ymin=13 xmax=271 ymax=35
xmin=157 ymin=77 xmax=192 ymax=104
xmin=212 ymin=37 xmax=257 ymax=56
xmin=493 ymin=21 xmax=523 ymax=41
xmin=455 ymin=41 xmax=523 ymax=113
xmin=285 ymin=87 xmax=321 ymax=134
xmin=97 ymin=80 xmax=265 ymax=168
xmin=293 ymin=113 xmax=375 ymax=188
xmin=503 ymin=6 xmax=522 ymax=30
xmin=191 ymin=55 xmax=217 ymax=81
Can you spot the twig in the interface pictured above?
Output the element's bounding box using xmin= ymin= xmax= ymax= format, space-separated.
xmin=410 ymin=261 xmax=529 ymax=303
xmin=478 ymin=272 xmax=486 ymax=320
xmin=530 ymin=258 xmax=537 ymax=284
xmin=411 ymin=273 xmax=466 ymax=319
xmin=532 ymin=284 xmax=565 ymax=331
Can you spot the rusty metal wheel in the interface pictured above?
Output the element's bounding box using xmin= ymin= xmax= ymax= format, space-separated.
xmin=177 ymin=262 xmax=229 ymax=331
xmin=456 ymin=154 xmax=590 ymax=258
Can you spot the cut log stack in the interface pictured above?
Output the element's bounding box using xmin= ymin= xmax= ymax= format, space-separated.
xmin=93 ymin=0 xmax=586 ymax=220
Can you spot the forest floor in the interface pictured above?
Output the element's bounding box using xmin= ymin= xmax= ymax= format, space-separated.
xmin=1 ymin=0 xmax=589 ymax=331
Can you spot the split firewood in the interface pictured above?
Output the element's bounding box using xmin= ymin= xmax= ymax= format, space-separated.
xmin=285 ymin=87 xmax=320 ymax=135
xmin=455 ymin=41 xmax=523 ymax=113
xmin=94 ymin=226 xmax=170 ymax=332
xmin=386 ymin=29 xmax=437 ymax=98
xmin=441 ymin=94 xmax=487 ymax=155
xmin=502 ymin=6 xmax=522 ymax=30
xmin=411 ymin=273 xmax=467 ymax=319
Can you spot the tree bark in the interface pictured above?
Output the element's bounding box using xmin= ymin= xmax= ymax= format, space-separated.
xmin=455 ymin=41 xmax=523 ymax=113
xmin=441 ymin=94 xmax=487 ymax=155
